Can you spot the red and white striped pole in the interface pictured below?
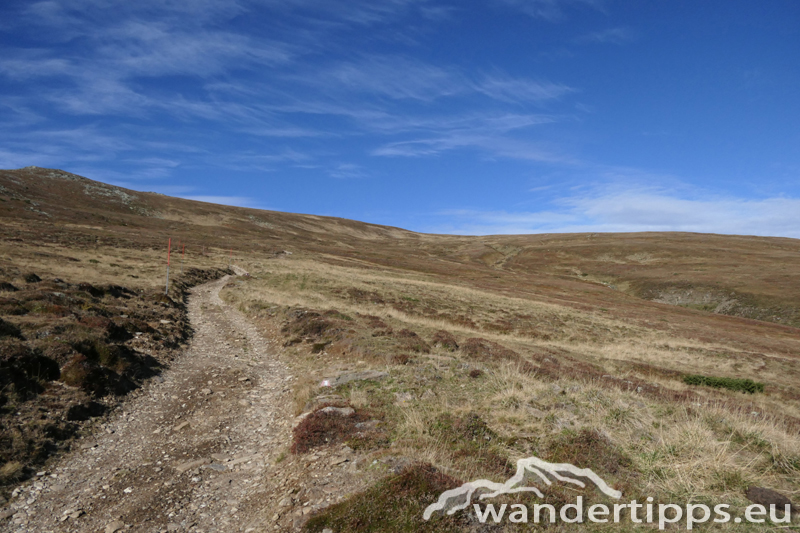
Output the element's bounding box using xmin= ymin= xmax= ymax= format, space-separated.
xmin=165 ymin=238 xmax=171 ymax=295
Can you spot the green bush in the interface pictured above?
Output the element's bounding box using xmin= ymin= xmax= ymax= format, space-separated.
xmin=683 ymin=374 xmax=764 ymax=394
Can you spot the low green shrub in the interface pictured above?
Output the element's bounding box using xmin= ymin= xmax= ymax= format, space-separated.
xmin=683 ymin=374 xmax=764 ymax=393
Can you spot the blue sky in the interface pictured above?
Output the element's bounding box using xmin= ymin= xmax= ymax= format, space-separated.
xmin=1 ymin=0 xmax=798 ymax=237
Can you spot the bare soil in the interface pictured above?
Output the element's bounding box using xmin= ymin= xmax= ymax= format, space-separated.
xmin=1 ymin=274 xmax=324 ymax=532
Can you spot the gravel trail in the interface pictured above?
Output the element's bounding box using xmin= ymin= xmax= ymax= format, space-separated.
xmin=2 ymin=274 xmax=295 ymax=533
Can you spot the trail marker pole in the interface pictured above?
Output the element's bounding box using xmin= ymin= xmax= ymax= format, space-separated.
xmin=229 ymin=248 xmax=232 ymax=268
xmin=181 ymin=244 xmax=185 ymax=274
xmin=165 ymin=238 xmax=171 ymax=295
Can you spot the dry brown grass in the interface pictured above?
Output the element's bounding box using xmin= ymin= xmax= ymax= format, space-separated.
xmin=221 ymin=254 xmax=800 ymax=520
xmin=3 ymin=167 xmax=800 ymax=527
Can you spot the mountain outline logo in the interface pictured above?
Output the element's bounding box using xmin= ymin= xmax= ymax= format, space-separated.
xmin=423 ymin=455 xmax=622 ymax=520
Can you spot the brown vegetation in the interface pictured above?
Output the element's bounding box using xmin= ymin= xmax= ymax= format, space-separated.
xmin=2 ymin=167 xmax=800 ymax=529
xmin=304 ymin=463 xmax=465 ymax=533
xmin=291 ymin=404 xmax=384 ymax=454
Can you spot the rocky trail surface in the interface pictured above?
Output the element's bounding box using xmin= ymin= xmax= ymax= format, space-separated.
xmin=1 ymin=274 xmax=303 ymax=533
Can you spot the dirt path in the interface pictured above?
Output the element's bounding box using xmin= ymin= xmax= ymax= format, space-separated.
xmin=2 ymin=274 xmax=297 ymax=533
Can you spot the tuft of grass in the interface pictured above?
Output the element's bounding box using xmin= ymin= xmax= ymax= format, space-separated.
xmin=0 ymin=317 xmax=22 ymax=338
xmin=0 ymin=462 xmax=24 ymax=483
xmin=304 ymin=463 xmax=464 ymax=533
xmin=547 ymin=428 xmax=632 ymax=476
xmin=683 ymin=374 xmax=765 ymax=394
xmin=429 ymin=412 xmax=512 ymax=477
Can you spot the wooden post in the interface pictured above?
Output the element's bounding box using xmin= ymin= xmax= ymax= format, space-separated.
xmin=165 ymin=238 xmax=171 ymax=295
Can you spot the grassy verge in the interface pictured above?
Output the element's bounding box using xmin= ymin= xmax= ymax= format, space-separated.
xmin=220 ymin=259 xmax=800 ymax=531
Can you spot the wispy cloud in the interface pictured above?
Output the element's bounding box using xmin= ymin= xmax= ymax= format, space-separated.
xmin=577 ymin=27 xmax=636 ymax=45
xmin=294 ymin=56 xmax=575 ymax=105
xmin=474 ymin=75 xmax=575 ymax=103
xmin=100 ymin=22 xmax=292 ymax=77
xmin=430 ymin=186 xmax=800 ymax=238
xmin=370 ymin=112 xmax=569 ymax=161
xmin=1 ymin=0 xmax=584 ymax=179
xmin=497 ymin=0 xmax=602 ymax=22
xmin=373 ymin=134 xmax=574 ymax=164
xmin=23 ymin=0 xmax=247 ymax=36
xmin=258 ymin=0 xmax=426 ymax=27
xmin=313 ymin=56 xmax=463 ymax=101
xmin=0 ymin=0 xmax=603 ymax=208
xmin=180 ymin=195 xmax=260 ymax=207
xmin=1 ymin=0 xmax=293 ymax=121
xmin=328 ymin=163 xmax=368 ymax=179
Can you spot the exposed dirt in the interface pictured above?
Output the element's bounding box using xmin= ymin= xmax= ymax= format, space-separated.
xmin=0 ymin=275 xmax=304 ymax=532
xmin=0 ymin=268 xmax=228 ymax=491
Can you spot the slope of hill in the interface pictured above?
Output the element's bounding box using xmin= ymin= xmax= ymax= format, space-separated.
xmin=1 ymin=167 xmax=798 ymax=531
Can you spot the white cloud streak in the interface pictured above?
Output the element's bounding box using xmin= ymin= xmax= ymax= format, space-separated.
xmin=497 ymin=0 xmax=601 ymax=22
xmin=432 ymin=189 xmax=800 ymax=238
xmin=577 ymin=27 xmax=635 ymax=45
xmin=180 ymin=195 xmax=260 ymax=207
xmin=1 ymin=0 xmax=584 ymax=182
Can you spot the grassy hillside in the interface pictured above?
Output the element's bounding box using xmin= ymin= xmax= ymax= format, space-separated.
xmin=1 ymin=167 xmax=798 ymax=529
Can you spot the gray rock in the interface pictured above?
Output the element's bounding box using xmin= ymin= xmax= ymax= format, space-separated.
xmin=175 ymin=458 xmax=210 ymax=473
xmin=105 ymin=520 xmax=125 ymax=533
xmin=321 ymin=371 xmax=388 ymax=388
xmin=355 ymin=419 xmax=381 ymax=430
xmin=320 ymin=406 xmax=354 ymax=417
xmin=304 ymin=394 xmax=344 ymax=411
xmin=394 ymin=392 xmax=414 ymax=406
